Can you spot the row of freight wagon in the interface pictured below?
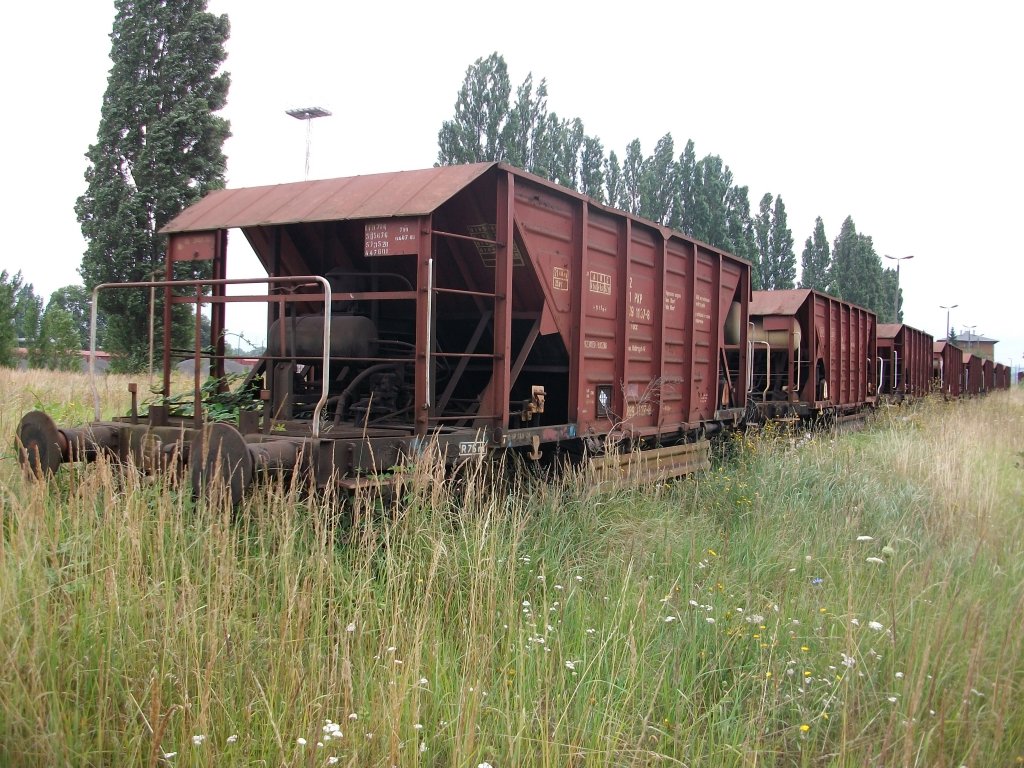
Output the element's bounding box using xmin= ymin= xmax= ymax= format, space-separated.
xmin=15 ymin=163 xmax=1015 ymax=496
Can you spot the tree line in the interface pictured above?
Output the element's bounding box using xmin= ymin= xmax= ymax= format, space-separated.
xmin=2 ymin=39 xmax=907 ymax=371
xmin=437 ymin=53 xmax=903 ymax=320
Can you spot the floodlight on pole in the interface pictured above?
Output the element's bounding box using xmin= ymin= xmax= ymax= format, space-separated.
xmin=884 ymin=254 xmax=914 ymax=322
xmin=286 ymin=106 xmax=332 ymax=180
xmin=939 ymin=303 xmax=958 ymax=340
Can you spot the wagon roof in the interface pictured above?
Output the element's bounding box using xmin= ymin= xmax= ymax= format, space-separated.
xmin=161 ymin=163 xmax=496 ymax=233
xmin=877 ymin=323 xmax=903 ymax=339
xmin=750 ymin=288 xmax=875 ymax=317
xmin=749 ymin=289 xmax=811 ymax=316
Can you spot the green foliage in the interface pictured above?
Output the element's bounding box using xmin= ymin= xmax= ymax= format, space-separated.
xmin=153 ymin=372 xmax=258 ymax=422
xmin=0 ymin=271 xmax=19 ymax=367
xmin=829 ymin=216 xmax=887 ymax=315
xmin=29 ymin=305 xmax=82 ymax=371
xmin=76 ymin=0 xmax=230 ymax=373
xmin=47 ymin=285 xmax=97 ymax=349
xmin=799 ymin=216 xmax=831 ymax=290
xmin=436 ymin=52 xmax=605 ymax=194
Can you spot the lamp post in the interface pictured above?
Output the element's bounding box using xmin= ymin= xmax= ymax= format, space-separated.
xmin=884 ymin=254 xmax=914 ymax=322
xmin=286 ymin=106 xmax=332 ymax=180
xmin=965 ymin=325 xmax=976 ymax=354
xmin=939 ymin=303 xmax=958 ymax=341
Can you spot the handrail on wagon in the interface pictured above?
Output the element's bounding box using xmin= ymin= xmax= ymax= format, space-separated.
xmin=90 ymin=276 xmax=332 ymax=438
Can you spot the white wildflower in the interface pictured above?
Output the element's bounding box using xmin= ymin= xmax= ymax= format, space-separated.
xmin=850 ymin=618 xmax=860 ymax=626
xmin=664 ymin=615 xmax=677 ymax=623
xmin=191 ymin=735 xmax=206 ymax=746
xmin=856 ymin=535 xmax=874 ymax=542
xmin=746 ymin=614 xmax=765 ymax=624
xmin=420 ymin=741 xmax=427 ymax=753
xmin=868 ymin=621 xmax=884 ymax=631
xmin=346 ymin=622 xmax=356 ymax=632
xmin=387 ymin=646 xmax=397 ymax=653
xmin=887 ymin=696 xmax=898 ymax=703
xmin=895 ymin=671 xmax=905 ymax=679
xmin=688 ymin=600 xmax=699 ymax=607
xmin=866 ymin=557 xmax=885 ymax=565
xmin=296 ymin=737 xmax=307 ymax=746
xmin=328 ymin=758 xmax=340 ymax=765
xmin=841 ymin=653 xmax=856 ymax=668
xmin=418 ymin=677 xmax=429 ymax=686
xmin=554 ymin=584 xmax=563 ymax=590
xmin=478 ymin=763 xmax=495 ymax=768
xmin=521 ymin=600 xmax=530 ymax=608
xmin=414 ymin=723 xmax=423 ymax=731
xmin=162 ymin=753 xmax=177 ymax=760
xmin=585 ymin=628 xmax=596 ymax=635
xmin=348 ymin=712 xmax=358 ymax=721
xmin=564 ymin=660 xmax=576 ymax=671
xmin=706 ymin=617 xmax=716 ymax=624
xmin=226 ymin=734 xmax=238 ymax=744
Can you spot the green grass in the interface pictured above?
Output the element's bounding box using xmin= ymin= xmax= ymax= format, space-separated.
xmin=2 ymin=366 xmax=1023 ymax=766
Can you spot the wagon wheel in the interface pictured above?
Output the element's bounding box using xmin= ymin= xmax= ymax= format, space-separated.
xmin=16 ymin=411 xmax=63 ymax=479
xmin=190 ymin=423 xmax=253 ymax=507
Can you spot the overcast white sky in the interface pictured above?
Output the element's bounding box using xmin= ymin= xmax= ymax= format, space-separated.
xmin=2 ymin=0 xmax=1021 ymax=370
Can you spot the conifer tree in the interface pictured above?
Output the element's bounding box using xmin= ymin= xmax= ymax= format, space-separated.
xmin=76 ymin=0 xmax=230 ymax=371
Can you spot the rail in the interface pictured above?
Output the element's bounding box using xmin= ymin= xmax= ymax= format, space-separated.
xmin=90 ymin=276 xmax=332 ymax=437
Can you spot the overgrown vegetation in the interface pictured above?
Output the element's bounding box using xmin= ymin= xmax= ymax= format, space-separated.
xmin=1 ymin=367 xmax=1022 ymax=766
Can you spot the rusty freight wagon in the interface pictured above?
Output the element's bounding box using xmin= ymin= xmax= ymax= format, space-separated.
xmin=932 ymin=341 xmax=963 ymax=398
xmin=962 ymin=354 xmax=983 ymax=396
xmin=17 ymin=163 xmax=751 ymax=495
xmin=877 ymin=323 xmax=934 ymax=402
xmin=982 ymin=358 xmax=995 ymax=394
xmin=748 ymin=289 xmax=877 ymax=421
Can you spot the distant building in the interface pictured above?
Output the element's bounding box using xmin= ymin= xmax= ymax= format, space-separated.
xmin=951 ymin=332 xmax=997 ymax=361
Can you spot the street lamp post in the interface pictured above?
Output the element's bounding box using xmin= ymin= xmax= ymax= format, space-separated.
xmin=965 ymin=325 xmax=976 ymax=354
xmin=884 ymin=254 xmax=914 ymax=322
xmin=939 ymin=303 xmax=958 ymax=341
xmin=286 ymin=106 xmax=332 ymax=180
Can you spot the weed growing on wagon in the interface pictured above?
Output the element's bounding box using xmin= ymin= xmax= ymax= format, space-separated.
xmin=1 ymin=366 xmax=1023 ymax=766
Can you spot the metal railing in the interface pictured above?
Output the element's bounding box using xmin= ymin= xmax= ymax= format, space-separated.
xmin=90 ymin=276 xmax=332 ymax=437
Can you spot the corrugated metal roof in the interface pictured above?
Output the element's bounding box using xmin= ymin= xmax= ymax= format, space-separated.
xmin=749 ymin=289 xmax=811 ymax=316
xmin=877 ymin=323 xmax=903 ymax=339
xmin=161 ymin=163 xmax=497 ymax=233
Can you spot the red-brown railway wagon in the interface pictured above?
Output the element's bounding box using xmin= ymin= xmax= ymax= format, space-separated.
xmin=17 ymin=163 xmax=751 ymax=493
xmin=748 ymin=289 xmax=877 ymax=419
xmin=993 ymin=363 xmax=1007 ymax=390
xmin=932 ymin=341 xmax=963 ymax=398
xmin=877 ymin=323 xmax=934 ymax=402
xmin=982 ymin=358 xmax=995 ymax=394
xmin=962 ymin=354 xmax=983 ymax=396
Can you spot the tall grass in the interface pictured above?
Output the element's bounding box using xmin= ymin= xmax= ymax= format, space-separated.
xmin=1 ymin=366 xmax=1022 ymax=766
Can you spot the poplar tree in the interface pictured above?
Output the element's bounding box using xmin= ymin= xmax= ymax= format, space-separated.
xmin=800 ymin=217 xmax=831 ymax=290
xmin=754 ymin=193 xmax=796 ymax=289
xmin=830 ymin=216 xmax=884 ymax=313
xmin=76 ymin=0 xmax=230 ymax=371
xmin=437 ymin=53 xmax=512 ymax=165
